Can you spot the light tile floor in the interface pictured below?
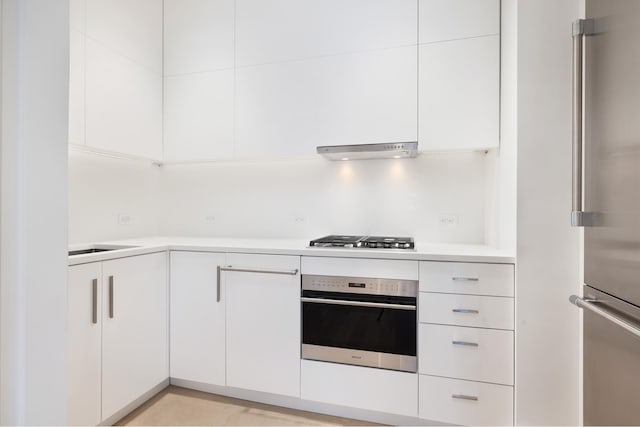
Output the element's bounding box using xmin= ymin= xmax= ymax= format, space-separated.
xmin=116 ymin=386 xmax=380 ymax=426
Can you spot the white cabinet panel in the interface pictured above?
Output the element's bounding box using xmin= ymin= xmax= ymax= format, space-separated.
xmin=419 ymin=35 xmax=499 ymax=150
xmin=301 ymin=360 xmax=418 ymax=417
xmin=419 ymin=0 xmax=500 ymax=43
xmin=419 ymin=324 xmax=514 ymax=385
xmin=101 ymin=253 xmax=168 ymax=420
xmin=419 ymin=293 xmax=514 ymax=330
xmin=69 ymin=29 xmax=85 ymax=146
xmin=170 ymin=251 xmax=227 ymax=386
xmin=236 ymin=46 xmax=417 ymax=158
xmin=86 ymin=0 xmax=162 ymax=73
xmin=236 ymin=0 xmax=417 ymax=67
xmin=70 ymin=0 xmax=86 ymax=34
xmin=164 ymin=0 xmax=235 ymax=75
xmin=419 ymin=375 xmax=513 ymax=426
xmin=301 ymin=257 xmax=418 ymax=280
xmin=419 ymin=261 xmax=514 ymax=297
xmin=85 ymin=39 xmax=162 ymax=160
xmin=164 ymin=70 xmax=235 ymax=162
xmin=68 ymin=263 xmax=102 ymax=426
xmin=225 ymin=254 xmax=301 ymax=397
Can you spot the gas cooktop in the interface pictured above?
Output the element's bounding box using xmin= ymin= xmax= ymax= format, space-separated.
xmin=309 ymin=235 xmax=415 ymax=250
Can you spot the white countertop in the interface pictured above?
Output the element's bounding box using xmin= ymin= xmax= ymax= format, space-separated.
xmin=68 ymin=236 xmax=515 ymax=266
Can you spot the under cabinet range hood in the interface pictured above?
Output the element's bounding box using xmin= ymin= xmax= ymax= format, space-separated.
xmin=316 ymin=142 xmax=418 ymax=161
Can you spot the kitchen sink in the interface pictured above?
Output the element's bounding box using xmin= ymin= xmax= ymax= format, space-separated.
xmin=68 ymin=245 xmax=138 ymax=257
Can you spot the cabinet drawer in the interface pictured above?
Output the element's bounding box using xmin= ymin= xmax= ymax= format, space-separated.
xmin=419 ymin=262 xmax=514 ymax=297
xmin=301 ymin=360 xmax=418 ymax=417
xmin=419 ymin=324 xmax=513 ymax=385
xmin=302 ymin=256 xmax=418 ymax=280
xmin=419 ymin=375 xmax=513 ymax=426
xmin=419 ymin=293 xmax=514 ymax=330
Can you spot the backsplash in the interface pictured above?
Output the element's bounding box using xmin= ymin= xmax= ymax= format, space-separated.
xmin=69 ymin=150 xmax=490 ymax=245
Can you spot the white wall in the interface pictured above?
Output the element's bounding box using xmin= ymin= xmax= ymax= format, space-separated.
xmin=68 ymin=149 xmax=162 ymax=245
xmin=1 ymin=0 xmax=69 ymax=424
xmin=158 ymin=153 xmax=489 ymax=243
xmin=515 ymin=0 xmax=581 ymax=425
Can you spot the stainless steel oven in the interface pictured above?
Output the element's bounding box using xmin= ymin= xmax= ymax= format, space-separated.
xmin=301 ymin=274 xmax=417 ymax=372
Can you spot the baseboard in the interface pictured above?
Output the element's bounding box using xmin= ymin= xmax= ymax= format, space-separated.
xmin=170 ymin=378 xmax=442 ymax=426
xmin=100 ymin=378 xmax=170 ymax=426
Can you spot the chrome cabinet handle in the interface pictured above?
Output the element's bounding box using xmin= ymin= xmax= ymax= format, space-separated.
xmin=452 ymin=277 xmax=479 ymax=282
xmin=452 ymin=340 xmax=479 ymax=347
xmin=570 ymin=295 xmax=640 ymax=339
xmin=216 ymin=266 xmax=221 ymax=303
xmin=452 ymin=308 xmax=479 ymax=314
xmin=108 ymin=276 xmax=114 ymax=319
xmin=92 ymin=279 xmax=98 ymax=324
xmin=452 ymin=394 xmax=479 ymax=401
xmin=219 ymin=266 xmax=299 ymax=276
xmin=571 ymin=19 xmax=595 ymax=226
xmin=301 ymin=297 xmax=416 ymax=311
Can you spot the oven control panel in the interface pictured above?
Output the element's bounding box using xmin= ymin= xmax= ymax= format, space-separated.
xmin=302 ymin=274 xmax=417 ymax=297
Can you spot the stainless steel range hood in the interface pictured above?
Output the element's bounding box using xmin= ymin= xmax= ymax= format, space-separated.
xmin=316 ymin=142 xmax=418 ymax=161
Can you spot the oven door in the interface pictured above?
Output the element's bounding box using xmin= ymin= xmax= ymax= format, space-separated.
xmin=301 ymin=291 xmax=417 ymax=372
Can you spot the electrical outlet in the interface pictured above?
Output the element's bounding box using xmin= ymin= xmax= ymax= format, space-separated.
xmin=205 ymin=215 xmax=216 ymax=223
xmin=439 ymin=214 xmax=458 ymax=228
xmin=118 ymin=213 xmax=131 ymax=225
xmin=294 ymin=216 xmax=306 ymax=224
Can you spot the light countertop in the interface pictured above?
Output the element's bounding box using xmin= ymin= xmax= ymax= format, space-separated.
xmin=68 ymin=236 xmax=515 ymax=266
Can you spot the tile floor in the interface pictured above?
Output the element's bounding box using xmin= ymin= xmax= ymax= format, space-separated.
xmin=116 ymin=386 xmax=379 ymax=426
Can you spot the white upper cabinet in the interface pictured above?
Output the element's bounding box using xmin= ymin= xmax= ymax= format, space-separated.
xmin=69 ymin=29 xmax=85 ymax=146
xmin=164 ymin=0 xmax=235 ymax=76
xmin=85 ymin=39 xmax=163 ymax=160
xmin=164 ymin=70 xmax=235 ymax=162
xmin=235 ymin=0 xmax=417 ymax=67
xmin=418 ymin=0 xmax=500 ymax=43
xmin=418 ymin=0 xmax=500 ymax=150
xmin=235 ymin=46 xmax=417 ymax=158
xmin=86 ymin=0 xmax=163 ymax=74
xmin=418 ymin=35 xmax=499 ymax=150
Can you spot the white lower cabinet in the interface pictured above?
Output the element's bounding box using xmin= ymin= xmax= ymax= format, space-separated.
xmin=170 ymin=251 xmax=227 ymax=385
xmin=301 ymin=360 xmax=418 ymax=417
xmin=419 ymin=323 xmax=514 ymax=386
xmin=419 ymin=375 xmax=513 ymax=426
xmin=225 ymin=253 xmax=301 ymax=397
xmin=67 ymin=252 xmax=168 ymax=425
xmin=68 ymin=262 xmax=102 ymax=426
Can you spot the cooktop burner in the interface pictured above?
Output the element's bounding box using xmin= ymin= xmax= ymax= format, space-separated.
xmin=309 ymin=235 xmax=415 ymax=250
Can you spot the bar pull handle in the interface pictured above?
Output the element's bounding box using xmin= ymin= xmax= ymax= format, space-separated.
xmin=216 ymin=266 xmax=221 ymax=303
xmin=452 ymin=277 xmax=479 ymax=282
xmin=570 ymin=295 xmax=640 ymax=339
xmin=92 ymin=279 xmax=98 ymax=324
xmin=452 ymin=340 xmax=479 ymax=347
xmin=452 ymin=308 xmax=479 ymax=314
xmin=108 ymin=276 xmax=114 ymax=319
xmin=452 ymin=394 xmax=479 ymax=401
xmin=219 ymin=266 xmax=299 ymax=276
xmin=571 ymin=19 xmax=594 ymax=226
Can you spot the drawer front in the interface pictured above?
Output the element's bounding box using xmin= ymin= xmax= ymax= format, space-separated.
xmin=419 ymin=324 xmax=513 ymax=385
xmin=301 ymin=359 xmax=418 ymax=417
xmin=420 ymin=261 xmax=514 ymax=296
xmin=419 ymin=375 xmax=513 ymax=426
xmin=302 ymin=256 xmax=418 ymax=280
xmin=419 ymin=293 xmax=514 ymax=330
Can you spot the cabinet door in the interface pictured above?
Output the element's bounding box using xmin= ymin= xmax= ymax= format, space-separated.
xmin=419 ymin=35 xmax=499 ymax=150
xmin=235 ymin=46 xmax=417 ymax=158
xmin=225 ymin=254 xmax=301 ymax=397
xmin=68 ymin=262 xmax=102 ymax=426
xmin=101 ymin=252 xmax=168 ymax=420
xmin=170 ymin=251 xmax=226 ymax=385
xmin=418 ymin=0 xmax=500 ymax=43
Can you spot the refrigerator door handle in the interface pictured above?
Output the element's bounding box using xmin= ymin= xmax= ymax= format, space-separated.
xmin=572 ymin=19 xmax=592 ymax=226
xmin=570 ymin=295 xmax=640 ymax=339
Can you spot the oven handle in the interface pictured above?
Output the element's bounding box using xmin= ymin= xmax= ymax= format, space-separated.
xmin=301 ymin=297 xmax=416 ymax=311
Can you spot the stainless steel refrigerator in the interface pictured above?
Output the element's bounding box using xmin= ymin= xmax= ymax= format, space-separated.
xmin=570 ymin=1 xmax=640 ymax=425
